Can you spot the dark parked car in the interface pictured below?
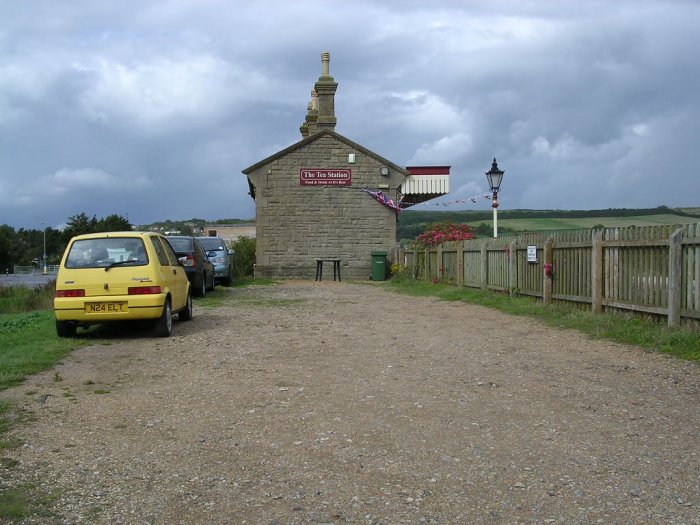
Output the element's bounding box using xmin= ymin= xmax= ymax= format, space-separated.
xmin=199 ymin=236 xmax=234 ymax=286
xmin=165 ymin=236 xmax=215 ymax=297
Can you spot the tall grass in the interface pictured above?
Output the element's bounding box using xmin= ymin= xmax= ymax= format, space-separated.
xmin=0 ymin=281 xmax=55 ymax=314
xmin=389 ymin=279 xmax=700 ymax=363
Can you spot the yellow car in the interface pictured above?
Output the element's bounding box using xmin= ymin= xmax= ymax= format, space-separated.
xmin=54 ymin=231 xmax=192 ymax=338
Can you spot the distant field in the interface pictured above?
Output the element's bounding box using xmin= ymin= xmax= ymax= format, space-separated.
xmin=469 ymin=214 xmax=700 ymax=233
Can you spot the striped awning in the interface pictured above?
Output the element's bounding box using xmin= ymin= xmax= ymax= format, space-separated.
xmin=400 ymin=166 xmax=450 ymax=206
xmin=401 ymin=166 xmax=450 ymax=195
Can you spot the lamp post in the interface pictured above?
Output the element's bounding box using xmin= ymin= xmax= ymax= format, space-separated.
xmin=485 ymin=158 xmax=505 ymax=238
xmin=40 ymin=223 xmax=47 ymax=274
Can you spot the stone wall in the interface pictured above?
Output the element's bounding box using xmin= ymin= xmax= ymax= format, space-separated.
xmin=247 ymin=134 xmax=404 ymax=280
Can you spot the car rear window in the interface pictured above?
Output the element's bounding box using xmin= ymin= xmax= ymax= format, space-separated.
xmin=65 ymin=238 xmax=148 ymax=269
xmin=166 ymin=237 xmax=193 ymax=253
xmin=199 ymin=238 xmax=225 ymax=251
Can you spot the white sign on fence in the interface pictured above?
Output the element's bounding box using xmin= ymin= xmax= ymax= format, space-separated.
xmin=527 ymin=245 xmax=537 ymax=263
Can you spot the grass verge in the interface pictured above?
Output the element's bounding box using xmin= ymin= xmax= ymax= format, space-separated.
xmin=389 ymin=280 xmax=700 ymax=363
xmin=0 ymin=311 xmax=85 ymax=391
xmin=0 ymin=483 xmax=61 ymax=522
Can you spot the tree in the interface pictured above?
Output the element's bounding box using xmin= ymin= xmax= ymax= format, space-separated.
xmin=45 ymin=227 xmax=62 ymax=265
xmin=61 ymin=212 xmax=98 ymax=244
xmin=0 ymin=224 xmax=17 ymax=272
xmin=2 ymin=214 xmax=133 ymax=271
xmin=60 ymin=213 xmax=132 ymax=255
xmin=96 ymin=214 xmax=132 ymax=232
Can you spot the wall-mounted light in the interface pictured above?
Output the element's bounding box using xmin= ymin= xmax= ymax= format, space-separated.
xmin=377 ymin=183 xmax=389 ymax=189
xmin=348 ymin=153 xmax=356 ymax=164
xmin=379 ymin=166 xmax=389 ymax=176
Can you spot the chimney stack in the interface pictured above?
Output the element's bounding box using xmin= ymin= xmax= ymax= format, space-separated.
xmin=300 ymin=90 xmax=319 ymax=138
xmin=321 ymin=51 xmax=331 ymax=76
xmin=314 ymin=51 xmax=337 ymax=132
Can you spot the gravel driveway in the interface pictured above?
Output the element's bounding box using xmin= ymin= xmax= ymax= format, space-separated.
xmin=2 ymin=281 xmax=699 ymax=524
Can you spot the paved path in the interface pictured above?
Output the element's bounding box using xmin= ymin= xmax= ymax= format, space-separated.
xmin=0 ymin=273 xmax=56 ymax=288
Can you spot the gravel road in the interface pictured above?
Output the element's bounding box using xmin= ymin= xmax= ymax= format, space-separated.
xmin=1 ymin=281 xmax=699 ymax=524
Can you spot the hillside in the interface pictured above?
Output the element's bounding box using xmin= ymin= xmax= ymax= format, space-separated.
xmin=397 ymin=206 xmax=700 ymax=240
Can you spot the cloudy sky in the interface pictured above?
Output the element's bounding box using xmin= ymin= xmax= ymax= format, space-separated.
xmin=1 ymin=0 xmax=698 ymax=229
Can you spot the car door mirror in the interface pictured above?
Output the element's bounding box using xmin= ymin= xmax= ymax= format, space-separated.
xmin=178 ymin=256 xmax=186 ymax=266
xmin=207 ymin=251 xmax=218 ymax=258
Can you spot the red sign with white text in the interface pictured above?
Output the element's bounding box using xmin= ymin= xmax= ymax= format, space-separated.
xmin=299 ymin=169 xmax=351 ymax=186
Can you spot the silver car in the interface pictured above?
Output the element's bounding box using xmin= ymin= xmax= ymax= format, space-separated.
xmin=199 ymin=236 xmax=234 ymax=286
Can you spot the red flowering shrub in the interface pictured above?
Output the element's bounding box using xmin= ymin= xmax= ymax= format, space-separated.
xmin=414 ymin=222 xmax=474 ymax=248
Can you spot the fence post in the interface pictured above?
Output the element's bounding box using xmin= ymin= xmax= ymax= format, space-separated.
xmin=668 ymin=229 xmax=683 ymax=327
xmin=423 ymin=249 xmax=429 ymax=281
xmin=591 ymin=230 xmax=604 ymax=313
xmin=457 ymin=242 xmax=464 ymax=287
xmin=543 ymin=237 xmax=554 ymax=304
xmin=480 ymin=242 xmax=488 ymax=291
xmin=411 ymin=248 xmax=420 ymax=279
xmin=509 ymin=239 xmax=517 ymax=297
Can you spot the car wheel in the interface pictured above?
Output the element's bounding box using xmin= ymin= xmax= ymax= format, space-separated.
xmin=179 ymin=291 xmax=193 ymax=321
xmin=222 ymin=271 xmax=232 ymax=287
xmin=206 ymin=271 xmax=215 ymax=292
xmin=154 ymin=298 xmax=172 ymax=337
xmin=56 ymin=321 xmax=77 ymax=338
xmin=194 ymin=274 xmax=206 ymax=297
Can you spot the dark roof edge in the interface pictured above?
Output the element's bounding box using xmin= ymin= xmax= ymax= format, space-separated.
xmin=241 ymin=129 xmax=409 ymax=176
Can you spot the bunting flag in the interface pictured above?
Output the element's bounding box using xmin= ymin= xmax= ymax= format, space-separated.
xmin=361 ymin=189 xmax=402 ymax=214
xmin=424 ymin=192 xmax=492 ymax=206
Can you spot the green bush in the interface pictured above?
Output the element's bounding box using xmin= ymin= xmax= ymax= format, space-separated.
xmin=230 ymin=236 xmax=256 ymax=278
xmin=390 ymin=263 xmax=413 ymax=282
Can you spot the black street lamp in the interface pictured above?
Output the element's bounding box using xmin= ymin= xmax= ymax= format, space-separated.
xmin=485 ymin=158 xmax=505 ymax=238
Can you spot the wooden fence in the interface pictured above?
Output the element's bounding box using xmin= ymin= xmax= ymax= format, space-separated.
xmin=398 ymin=223 xmax=700 ymax=327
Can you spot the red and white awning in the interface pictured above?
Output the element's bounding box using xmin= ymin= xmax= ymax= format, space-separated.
xmin=400 ymin=166 xmax=450 ymax=206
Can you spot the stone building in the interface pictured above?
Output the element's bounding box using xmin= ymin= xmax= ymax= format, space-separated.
xmin=243 ymin=52 xmax=448 ymax=279
xmin=202 ymin=223 xmax=256 ymax=244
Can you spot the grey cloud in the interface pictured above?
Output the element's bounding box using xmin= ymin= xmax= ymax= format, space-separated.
xmin=0 ymin=0 xmax=698 ymax=229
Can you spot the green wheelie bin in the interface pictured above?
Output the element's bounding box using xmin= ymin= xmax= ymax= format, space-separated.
xmin=371 ymin=251 xmax=388 ymax=281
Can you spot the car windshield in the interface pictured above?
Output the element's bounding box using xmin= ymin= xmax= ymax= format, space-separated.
xmin=65 ymin=238 xmax=148 ymax=269
xmin=199 ymin=238 xmax=225 ymax=251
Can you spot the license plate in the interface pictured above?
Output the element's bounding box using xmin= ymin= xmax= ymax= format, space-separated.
xmin=85 ymin=302 xmax=127 ymax=313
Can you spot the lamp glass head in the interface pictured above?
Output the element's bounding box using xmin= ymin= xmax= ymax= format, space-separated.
xmin=485 ymin=158 xmax=504 ymax=192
